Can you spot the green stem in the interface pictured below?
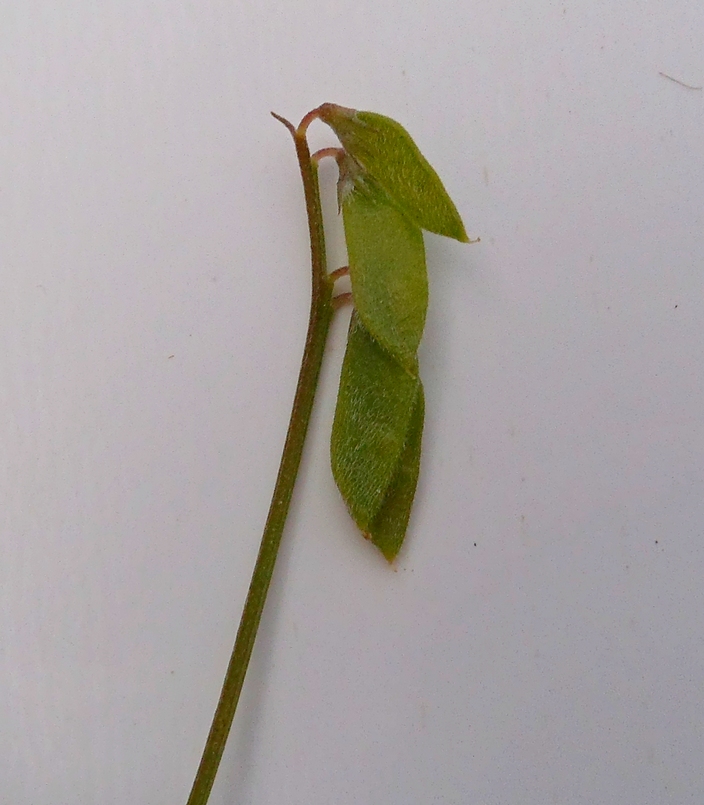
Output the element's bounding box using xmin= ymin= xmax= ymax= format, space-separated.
xmin=186 ymin=114 xmax=333 ymax=805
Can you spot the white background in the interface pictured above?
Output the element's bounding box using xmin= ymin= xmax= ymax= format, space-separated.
xmin=1 ymin=2 xmax=703 ymax=803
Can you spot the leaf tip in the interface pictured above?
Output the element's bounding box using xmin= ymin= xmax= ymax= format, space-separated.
xmin=456 ymin=224 xmax=470 ymax=244
xmin=381 ymin=546 xmax=401 ymax=563
xmin=363 ymin=530 xmax=400 ymax=562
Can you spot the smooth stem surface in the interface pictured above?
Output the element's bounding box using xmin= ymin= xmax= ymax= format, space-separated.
xmin=186 ymin=115 xmax=333 ymax=805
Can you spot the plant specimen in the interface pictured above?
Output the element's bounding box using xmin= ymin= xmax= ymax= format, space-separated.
xmin=185 ymin=103 xmax=474 ymax=805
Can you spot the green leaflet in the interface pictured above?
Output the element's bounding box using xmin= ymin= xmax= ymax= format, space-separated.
xmin=341 ymin=174 xmax=427 ymax=374
xmin=331 ymin=312 xmax=420 ymax=532
xmin=367 ymin=383 xmax=424 ymax=562
xmin=318 ymin=103 xmax=469 ymax=243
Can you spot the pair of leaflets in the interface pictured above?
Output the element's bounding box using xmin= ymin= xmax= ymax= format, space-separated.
xmin=331 ymin=312 xmax=425 ymax=561
xmin=319 ymin=105 xmax=468 ymax=561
